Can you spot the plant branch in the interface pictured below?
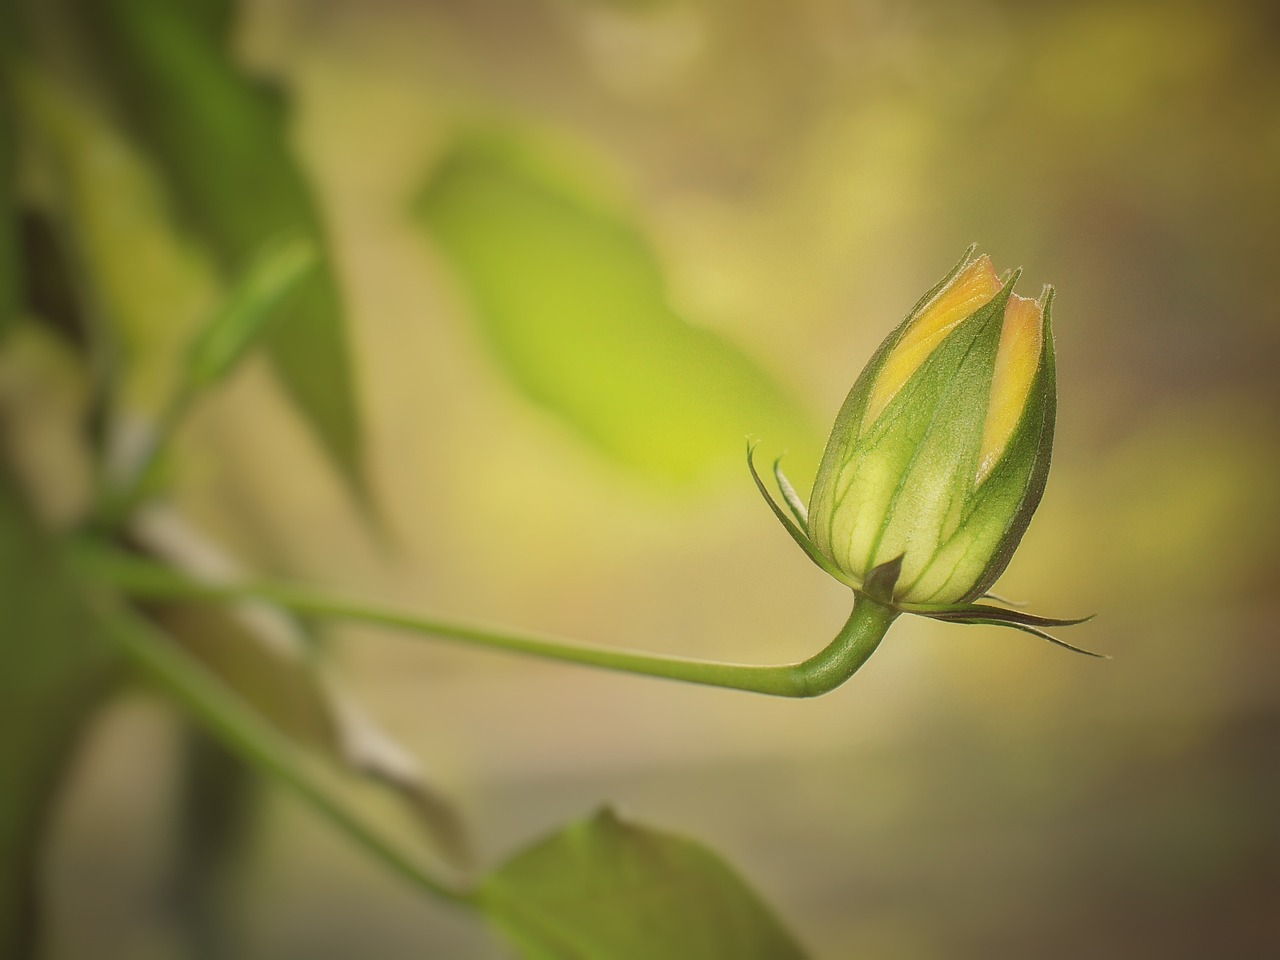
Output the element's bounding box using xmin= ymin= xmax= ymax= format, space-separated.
xmin=92 ymin=597 xmax=469 ymax=905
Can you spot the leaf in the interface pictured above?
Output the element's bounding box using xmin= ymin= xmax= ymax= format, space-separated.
xmin=185 ymin=234 xmax=317 ymax=388
xmin=479 ymin=807 xmax=808 ymax=960
xmin=14 ymin=64 xmax=217 ymax=419
xmin=414 ymin=131 xmax=817 ymax=485
xmin=0 ymin=322 xmax=96 ymax=530
xmin=127 ymin=507 xmax=470 ymax=866
xmin=68 ymin=0 xmax=365 ymax=491
xmin=0 ymin=463 xmax=116 ymax=956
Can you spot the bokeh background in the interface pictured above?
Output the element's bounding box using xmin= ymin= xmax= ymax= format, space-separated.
xmin=10 ymin=0 xmax=1280 ymax=957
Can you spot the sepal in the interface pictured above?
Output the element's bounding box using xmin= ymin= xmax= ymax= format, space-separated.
xmin=861 ymin=555 xmax=904 ymax=605
xmin=902 ymin=600 xmax=1102 ymax=657
xmin=772 ymin=457 xmax=808 ymax=532
xmin=746 ymin=444 xmax=848 ymax=584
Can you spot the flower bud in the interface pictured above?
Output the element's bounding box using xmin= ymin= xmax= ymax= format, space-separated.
xmin=805 ymin=248 xmax=1056 ymax=606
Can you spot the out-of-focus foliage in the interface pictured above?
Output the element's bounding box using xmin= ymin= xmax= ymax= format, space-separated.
xmin=129 ymin=507 xmax=471 ymax=868
xmin=0 ymin=464 xmax=113 ymax=957
xmin=184 ymin=235 xmax=316 ymax=390
xmin=7 ymin=0 xmax=1280 ymax=957
xmin=479 ymin=808 xmax=808 ymax=959
xmin=0 ymin=70 xmax=17 ymax=341
xmin=16 ymin=64 xmax=216 ymax=421
xmin=65 ymin=0 xmax=365 ymax=489
xmin=415 ymin=132 xmax=818 ymax=485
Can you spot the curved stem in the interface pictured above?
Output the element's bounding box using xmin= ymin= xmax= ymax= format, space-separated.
xmin=74 ymin=542 xmax=899 ymax=698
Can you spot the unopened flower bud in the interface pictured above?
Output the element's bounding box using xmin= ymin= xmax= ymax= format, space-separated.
xmin=750 ymin=247 xmax=1095 ymax=653
xmin=804 ymin=249 xmax=1054 ymax=606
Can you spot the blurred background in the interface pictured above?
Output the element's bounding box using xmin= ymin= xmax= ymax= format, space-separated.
xmin=5 ymin=0 xmax=1280 ymax=957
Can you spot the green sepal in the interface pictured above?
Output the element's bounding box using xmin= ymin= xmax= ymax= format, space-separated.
xmin=924 ymin=615 xmax=1105 ymax=658
xmin=902 ymin=601 xmax=1093 ymax=629
xmin=902 ymin=591 xmax=1100 ymax=658
xmin=808 ymin=246 xmax=982 ymax=540
xmin=979 ymin=591 xmax=1027 ymax=607
xmin=772 ymin=457 xmax=808 ymax=532
xmin=747 ymin=444 xmax=849 ymax=585
xmin=968 ymin=285 xmax=1058 ymax=599
xmin=897 ymin=283 xmax=1055 ymax=603
xmin=856 ymin=276 xmax=1018 ymax=581
xmin=860 ymin=554 xmax=903 ymax=605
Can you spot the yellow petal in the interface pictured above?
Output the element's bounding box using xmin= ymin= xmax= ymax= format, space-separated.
xmin=863 ymin=255 xmax=1002 ymax=430
xmin=977 ymin=293 xmax=1043 ymax=483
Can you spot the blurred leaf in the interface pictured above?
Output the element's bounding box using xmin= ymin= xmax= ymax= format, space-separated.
xmin=0 ymin=323 xmax=95 ymax=527
xmin=17 ymin=211 xmax=88 ymax=351
xmin=415 ymin=132 xmax=817 ymax=485
xmin=0 ymin=75 xmax=16 ymax=341
xmin=68 ymin=0 xmax=365 ymax=491
xmin=186 ymin=234 xmax=316 ymax=389
xmin=479 ymin=807 xmax=808 ymax=959
xmin=168 ymin=725 xmax=259 ymax=960
xmin=128 ymin=507 xmax=470 ymax=866
xmin=14 ymin=65 xmax=216 ymax=418
xmin=0 ymin=463 xmax=115 ymax=956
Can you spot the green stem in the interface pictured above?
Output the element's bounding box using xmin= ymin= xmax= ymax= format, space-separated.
xmin=75 ymin=542 xmax=899 ymax=698
xmin=93 ymin=599 xmax=468 ymax=904
xmin=95 ymin=383 xmax=194 ymax=529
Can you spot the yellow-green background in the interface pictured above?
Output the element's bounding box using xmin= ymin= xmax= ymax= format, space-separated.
xmin=35 ymin=0 xmax=1280 ymax=957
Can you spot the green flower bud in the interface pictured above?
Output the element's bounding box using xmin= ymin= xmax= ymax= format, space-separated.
xmin=750 ymin=247 xmax=1096 ymax=653
xmin=805 ymin=248 xmax=1055 ymax=606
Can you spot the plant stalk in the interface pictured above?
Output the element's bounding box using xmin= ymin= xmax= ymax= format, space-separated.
xmin=75 ymin=542 xmax=898 ymax=698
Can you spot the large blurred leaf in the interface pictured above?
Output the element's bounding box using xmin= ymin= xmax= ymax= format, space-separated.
xmin=67 ymin=0 xmax=364 ymax=490
xmin=415 ymin=133 xmax=817 ymax=485
xmin=0 ymin=463 xmax=115 ymax=957
xmin=479 ymin=807 xmax=808 ymax=959
xmin=15 ymin=65 xmax=216 ymax=419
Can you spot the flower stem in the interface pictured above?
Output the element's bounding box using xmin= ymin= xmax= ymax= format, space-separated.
xmin=74 ymin=541 xmax=898 ymax=698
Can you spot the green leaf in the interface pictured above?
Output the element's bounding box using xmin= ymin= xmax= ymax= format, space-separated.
xmin=185 ymin=234 xmax=317 ymax=388
xmin=479 ymin=807 xmax=808 ymax=960
xmin=14 ymin=64 xmax=218 ymax=419
xmin=414 ymin=132 xmax=817 ymax=485
xmin=0 ymin=464 xmax=115 ymax=956
xmin=69 ymin=0 xmax=364 ymax=491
